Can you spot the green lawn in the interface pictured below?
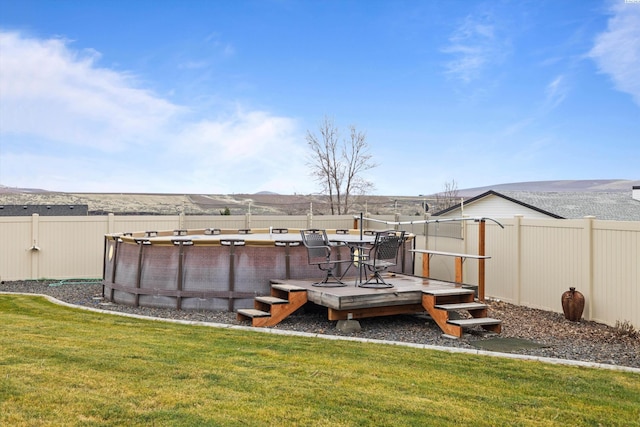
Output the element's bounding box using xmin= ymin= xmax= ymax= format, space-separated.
xmin=1 ymin=295 xmax=639 ymax=426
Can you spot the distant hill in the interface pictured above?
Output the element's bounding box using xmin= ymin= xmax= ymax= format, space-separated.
xmin=454 ymin=179 xmax=640 ymax=198
xmin=1 ymin=179 xmax=638 ymax=216
xmin=0 ymin=185 xmax=50 ymax=194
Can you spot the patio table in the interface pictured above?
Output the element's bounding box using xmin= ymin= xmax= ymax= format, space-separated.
xmin=328 ymin=234 xmax=375 ymax=285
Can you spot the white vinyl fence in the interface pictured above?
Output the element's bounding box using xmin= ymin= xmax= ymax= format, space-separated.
xmin=414 ymin=216 xmax=639 ymax=329
xmin=1 ymin=213 xmax=638 ymax=328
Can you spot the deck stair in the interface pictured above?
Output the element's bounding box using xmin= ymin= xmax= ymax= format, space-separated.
xmin=422 ymin=288 xmax=501 ymax=338
xmin=237 ymin=283 xmax=308 ymax=327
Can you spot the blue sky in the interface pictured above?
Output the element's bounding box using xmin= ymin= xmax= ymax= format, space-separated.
xmin=0 ymin=0 xmax=638 ymax=196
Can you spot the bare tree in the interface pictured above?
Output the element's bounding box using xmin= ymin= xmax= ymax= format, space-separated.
xmin=306 ymin=117 xmax=377 ymax=214
xmin=435 ymin=179 xmax=460 ymax=211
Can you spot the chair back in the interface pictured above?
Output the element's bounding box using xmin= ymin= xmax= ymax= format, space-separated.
xmin=300 ymin=229 xmax=330 ymax=263
xmin=371 ymin=231 xmax=405 ymax=264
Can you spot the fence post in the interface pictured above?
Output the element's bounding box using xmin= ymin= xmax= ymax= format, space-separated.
xmin=514 ymin=215 xmax=523 ymax=305
xmin=108 ymin=213 xmax=115 ymax=234
xmin=461 ymin=215 xmax=468 ymax=254
xmin=30 ymin=213 xmax=40 ymax=279
xmin=245 ymin=212 xmax=251 ymax=229
xmin=584 ymin=216 xmax=595 ymax=320
xmin=423 ymin=213 xmax=430 ymax=238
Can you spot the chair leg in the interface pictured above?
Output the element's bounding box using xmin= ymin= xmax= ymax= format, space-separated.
xmin=313 ymin=266 xmax=347 ymax=287
xmin=358 ymin=270 xmax=394 ymax=288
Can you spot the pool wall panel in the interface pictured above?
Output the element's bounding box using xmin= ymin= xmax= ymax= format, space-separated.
xmin=102 ymin=231 xmax=415 ymax=312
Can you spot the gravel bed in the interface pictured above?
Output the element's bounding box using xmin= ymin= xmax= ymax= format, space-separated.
xmin=2 ymin=280 xmax=639 ymax=369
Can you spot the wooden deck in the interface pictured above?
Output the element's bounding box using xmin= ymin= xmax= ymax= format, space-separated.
xmin=238 ymin=273 xmax=501 ymax=337
xmin=269 ymin=274 xmax=476 ymax=321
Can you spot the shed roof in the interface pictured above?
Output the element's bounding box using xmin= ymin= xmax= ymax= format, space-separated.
xmin=0 ymin=204 xmax=89 ymax=216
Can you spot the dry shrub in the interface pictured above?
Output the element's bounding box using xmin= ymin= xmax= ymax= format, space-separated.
xmin=614 ymin=320 xmax=639 ymax=339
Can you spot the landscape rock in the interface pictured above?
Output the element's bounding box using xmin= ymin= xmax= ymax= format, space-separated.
xmin=1 ymin=280 xmax=638 ymax=369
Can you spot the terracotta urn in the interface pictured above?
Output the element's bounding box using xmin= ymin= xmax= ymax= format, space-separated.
xmin=561 ymin=287 xmax=585 ymax=321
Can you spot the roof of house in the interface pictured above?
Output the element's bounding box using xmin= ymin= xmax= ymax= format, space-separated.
xmin=434 ymin=190 xmax=640 ymax=221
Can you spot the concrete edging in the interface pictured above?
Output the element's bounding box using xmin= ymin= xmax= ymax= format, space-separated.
xmin=2 ymin=291 xmax=639 ymax=374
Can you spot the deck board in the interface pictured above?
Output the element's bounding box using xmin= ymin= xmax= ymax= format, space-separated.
xmin=271 ymin=275 xmax=471 ymax=311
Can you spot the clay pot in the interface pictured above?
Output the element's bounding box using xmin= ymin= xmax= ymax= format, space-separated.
xmin=561 ymin=287 xmax=585 ymax=322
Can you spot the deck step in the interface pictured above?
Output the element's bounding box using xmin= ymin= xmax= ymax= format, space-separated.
xmin=271 ymin=284 xmax=307 ymax=293
xmin=236 ymin=308 xmax=271 ymax=318
xmin=447 ymin=317 xmax=502 ymax=327
xmin=255 ymin=296 xmax=289 ymax=305
xmin=435 ymin=302 xmax=487 ymax=311
xmin=423 ymin=288 xmax=475 ymax=296
xmin=239 ymin=283 xmax=308 ymax=327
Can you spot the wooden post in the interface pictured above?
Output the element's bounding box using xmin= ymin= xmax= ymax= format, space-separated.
xmin=454 ymin=257 xmax=463 ymax=283
xmin=478 ymin=219 xmax=486 ymax=301
xmin=422 ymin=254 xmax=430 ymax=277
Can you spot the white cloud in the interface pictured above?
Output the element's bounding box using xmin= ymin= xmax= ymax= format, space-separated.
xmin=171 ymin=109 xmax=308 ymax=193
xmin=0 ymin=32 xmax=182 ymax=151
xmin=588 ymin=3 xmax=640 ymax=106
xmin=0 ymin=31 xmax=310 ymax=194
xmin=204 ymin=32 xmax=235 ymax=57
xmin=177 ymin=110 xmax=298 ymax=160
xmin=544 ymin=75 xmax=568 ymax=111
xmin=442 ymin=14 xmax=508 ymax=83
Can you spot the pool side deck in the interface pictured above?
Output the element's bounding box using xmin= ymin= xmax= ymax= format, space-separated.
xmin=270 ymin=274 xmax=474 ymax=321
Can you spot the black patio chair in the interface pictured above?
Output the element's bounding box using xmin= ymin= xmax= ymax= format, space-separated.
xmin=300 ymin=229 xmax=350 ymax=287
xmin=358 ymin=230 xmax=406 ymax=288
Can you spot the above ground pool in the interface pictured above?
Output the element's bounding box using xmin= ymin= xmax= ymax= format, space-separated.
xmin=102 ymin=227 xmax=414 ymax=312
